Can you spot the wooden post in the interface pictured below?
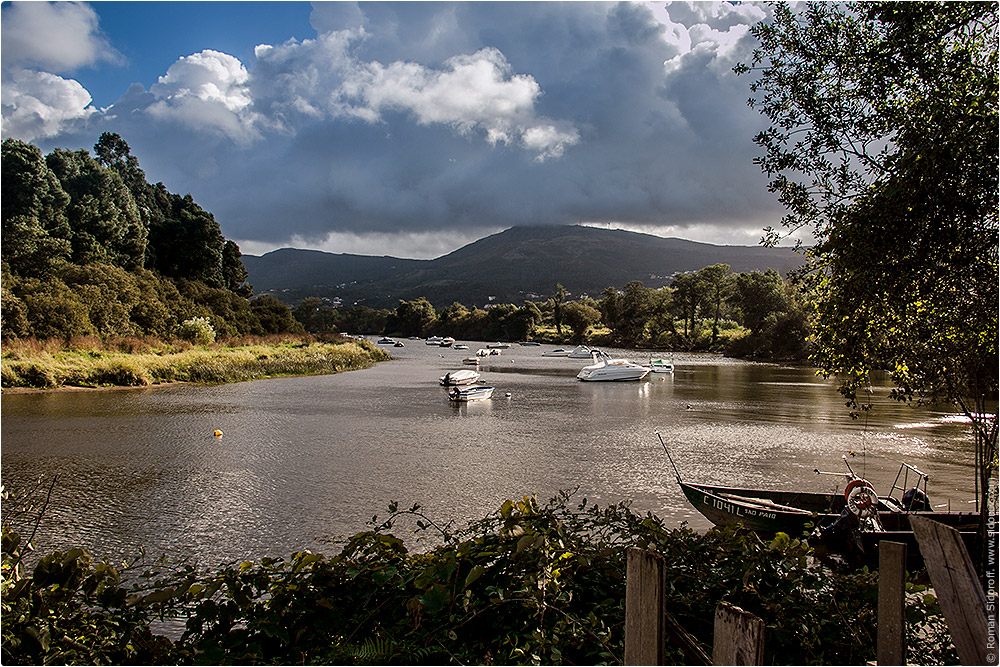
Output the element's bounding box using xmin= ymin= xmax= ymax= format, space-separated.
xmin=625 ymin=547 xmax=665 ymax=665
xmin=712 ymin=602 xmax=765 ymax=665
xmin=878 ymin=540 xmax=907 ymax=666
xmin=910 ymin=516 xmax=994 ymax=666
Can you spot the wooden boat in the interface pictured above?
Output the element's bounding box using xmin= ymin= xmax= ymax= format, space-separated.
xmin=658 ymin=433 xmax=984 ymax=566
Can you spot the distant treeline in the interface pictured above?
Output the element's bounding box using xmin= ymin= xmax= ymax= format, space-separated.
xmin=2 ymin=135 xmax=302 ymax=341
xmin=293 ymin=265 xmax=813 ymax=359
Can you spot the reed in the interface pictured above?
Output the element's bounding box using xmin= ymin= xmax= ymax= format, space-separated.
xmin=0 ymin=337 xmax=390 ymax=390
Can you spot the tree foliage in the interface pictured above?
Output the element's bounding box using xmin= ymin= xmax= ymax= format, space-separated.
xmin=738 ymin=1 xmax=998 ymax=565
xmin=2 ymin=487 xmax=956 ymax=665
xmin=1 ymin=134 xmax=291 ymax=342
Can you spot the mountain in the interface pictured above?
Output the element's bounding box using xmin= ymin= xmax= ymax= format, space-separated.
xmin=242 ymin=225 xmax=804 ymax=308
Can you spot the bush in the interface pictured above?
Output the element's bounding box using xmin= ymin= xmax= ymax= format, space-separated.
xmin=176 ymin=317 xmax=216 ymax=345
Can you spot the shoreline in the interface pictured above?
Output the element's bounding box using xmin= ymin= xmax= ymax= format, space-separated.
xmin=1 ymin=338 xmax=392 ymax=392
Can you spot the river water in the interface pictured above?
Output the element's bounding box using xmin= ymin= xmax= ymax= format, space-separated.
xmin=0 ymin=342 xmax=980 ymax=569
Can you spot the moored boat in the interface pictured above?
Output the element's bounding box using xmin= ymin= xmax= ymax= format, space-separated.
xmin=439 ymin=369 xmax=481 ymax=386
xmin=577 ymin=351 xmax=650 ymax=381
xmin=542 ymin=348 xmax=571 ymax=357
xmin=649 ymin=357 xmax=674 ymax=373
xmin=448 ymin=385 xmax=495 ymax=402
xmin=567 ymin=345 xmax=596 ymax=358
xmin=657 ymin=433 xmax=984 ymax=567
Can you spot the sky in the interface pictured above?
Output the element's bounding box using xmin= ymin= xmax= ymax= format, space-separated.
xmin=1 ymin=1 xmax=792 ymax=259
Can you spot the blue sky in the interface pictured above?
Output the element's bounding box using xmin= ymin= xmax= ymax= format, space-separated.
xmin=1 ymin=1 xmax=788 ymax=259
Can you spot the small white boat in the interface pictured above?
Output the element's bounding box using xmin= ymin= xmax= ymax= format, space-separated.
xmin=542 ymin=348 xmax=571 ymax=357
xmin=440 ymin=337 xmax=456 ymax=347
xmin=649 ymin=357 xmax=674 ymax=373
xmin=577 ymin=351 xmax=650 ymax=382
xmin=568 ymin=345 xmax=596 ymax=358
xmin=476 ymin=348 xmax=490 ymax=357
xmin=454 ymin=344 xmax=469 ymax=350
xmin=377 ymin=337 xmax=395 ymax=344
xmin=520 ymin=341 xmax=541 ymax=346
xmin=439 ymin=369 xmax=481 ymax=386
xmin=487 ymin=342 xmax=510 ymax=349
xmin=462 ymin=357 xmax=480 ymax=365
xmin=426 ymin=336 xmax=444 ymax=345
xmin=448 ymin=385 xmax=495 ymax=402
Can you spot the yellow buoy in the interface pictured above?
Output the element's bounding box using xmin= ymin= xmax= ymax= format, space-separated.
xmin=214 ymin=430 xmax=223 ymax=438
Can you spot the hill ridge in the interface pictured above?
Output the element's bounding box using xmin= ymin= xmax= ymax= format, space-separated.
xmin=242 ymin=225 xmax=803 ymax=308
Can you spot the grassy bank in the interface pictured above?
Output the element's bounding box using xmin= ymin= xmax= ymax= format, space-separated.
xmin=0 ymin=335 xmax=391 ymax=390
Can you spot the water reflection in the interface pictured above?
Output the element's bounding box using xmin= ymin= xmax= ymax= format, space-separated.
xmin=2 ymin=344 xmax=983 ymax=568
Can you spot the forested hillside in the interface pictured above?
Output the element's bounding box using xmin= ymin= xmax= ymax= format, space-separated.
xmin=1 ymin=134 xmax=300 ymax=341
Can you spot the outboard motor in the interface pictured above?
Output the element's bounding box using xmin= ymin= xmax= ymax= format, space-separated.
xmin=902 ymin=487 xmax=931 ymax=511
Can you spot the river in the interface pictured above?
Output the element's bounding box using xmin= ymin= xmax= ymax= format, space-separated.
xmin=0 ymin=342 xmax=980 ymax=570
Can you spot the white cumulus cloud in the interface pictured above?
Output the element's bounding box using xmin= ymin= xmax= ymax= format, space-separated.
xmin=1 ymin=1 xmax=120 ymax=72
xmin=1 ymin=68 xmax=95 ymax=141
xmin=147 ymin=50 xmax=259 ymax=144
xmin=0 ymin=1 xmax=119 ymax=141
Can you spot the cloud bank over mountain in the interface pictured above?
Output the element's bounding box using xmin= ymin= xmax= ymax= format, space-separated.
xmin=1 ymin=1 xmax=783 ymax=258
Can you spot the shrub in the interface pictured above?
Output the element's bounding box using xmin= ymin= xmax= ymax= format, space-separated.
xmin=177 ymin=317 xmax=216 ymax=345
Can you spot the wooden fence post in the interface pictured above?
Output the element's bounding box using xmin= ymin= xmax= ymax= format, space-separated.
xmin=712 ymin=602 xmax=765 ymax=665
xmin=625 ymin=547 xmax=665 ymax=665
xmin=878 ymin=540 xmax=907 ymax=666
xmin=910 ymin=516 xmax=994 ymax=666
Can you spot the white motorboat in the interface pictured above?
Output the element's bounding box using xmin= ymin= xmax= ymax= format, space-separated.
xmin=440 ymin=337 xmax=456 ymax=347
xmin=454 ymin=344 xmax=469 ymax=350
xmin=426 ymin=336 xmax=444 ymax=345
xmin=567 ymin=345 xmax=596 ymax=358
xmin=542 ymin=348 xmax=571 ymax=357
xmin=448 ymin=385 xmax=495 ymax=402
xmin=487 ymin=342 xmax=510 ymax=349
xmin=577 ymin=351 xmax=650 ymax=382
xmin=377 ymin=337 xmax=395 ymax=344
xmin=649 ymin=357 xmax=674 ymax=373
xmin=439 ymin=369 xmax=481 ymax=386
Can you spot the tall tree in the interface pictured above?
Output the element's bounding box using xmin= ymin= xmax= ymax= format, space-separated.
xmin=45 ymin=148 xmax=147 ymax=270
xmin=1 ymin=139 xmax=72 ymax=278
xmin=550 ymin=284 xmax=569 ymax=337
xmin=739 ymin=1 xmax=998 ymax=569
xmin=696 ymin=264 xmax=734 ymax=346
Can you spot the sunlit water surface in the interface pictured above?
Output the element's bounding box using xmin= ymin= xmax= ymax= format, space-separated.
xmin=1 ymin=343 xmax=979 ymax=569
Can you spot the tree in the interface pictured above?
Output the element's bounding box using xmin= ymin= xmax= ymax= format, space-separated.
xmin=550 ymin=284 xmax=569 ymax=336
xmin=222 ymin=240 xmax=253 ymax=298
xmin=387 ymin=298 xmax=436 ymax=337
xmin=733 ymin=270 xmax=788 ymax=334
xmin=562 ymin=301 xmax=601 ymax=344
xmin=739 ymin=1 xmax=998 ymax=570
xmin=1 ymin=139 xmax=72 ymax=278
xmin=696 ymin=264 xmax=734 ymax=346
xmin=45 ymin=148 xmax=147 ymax=270
xmin=670 ymin=273 xmax=704 ymax=342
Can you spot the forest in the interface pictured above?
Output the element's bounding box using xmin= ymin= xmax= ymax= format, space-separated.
xmin=2 ymin=134 xmax=301 ymax=343
xmin=293 ymin=266 xmax=812 ymax=360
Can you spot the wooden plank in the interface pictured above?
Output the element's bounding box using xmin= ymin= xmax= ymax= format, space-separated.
xmin=625 ymin=547 xmax=665 ymax=665
xmin=877 ymin=540 xmax=907 ymax=666
xmin=713 ymin=602 xmax=765 ymax=665
xmin=909 ymin=516 xmax=992 ymax=666
xmin=664 ymin=609 xmax=711 ymax=666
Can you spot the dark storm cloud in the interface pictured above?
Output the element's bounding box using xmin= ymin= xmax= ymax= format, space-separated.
xmin=2 ymin=1 xmax=784 ymax=256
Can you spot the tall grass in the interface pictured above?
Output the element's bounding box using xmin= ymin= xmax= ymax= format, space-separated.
xmin=1 ymin=336 xmax=390 ymax=390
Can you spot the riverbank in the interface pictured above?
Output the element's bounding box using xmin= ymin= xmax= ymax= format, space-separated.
xmin=0 ymin=335 xmax=391 ymax=390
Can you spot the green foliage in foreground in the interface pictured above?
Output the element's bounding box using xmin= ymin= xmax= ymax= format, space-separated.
xmin=1 ymin=491 xmax=956 ymax=665
xmin=0 ymin=336 xmax=390 ymax=389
